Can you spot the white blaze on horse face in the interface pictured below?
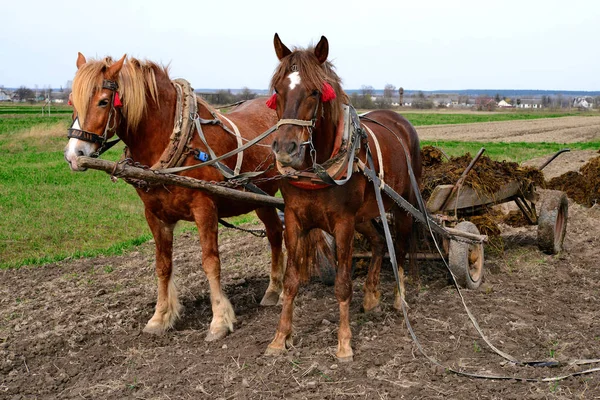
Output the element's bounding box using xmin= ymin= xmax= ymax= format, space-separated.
xmin=64 ymin=138 xmax=96 ymax=171
xmin=287 ymin=72 xmax=301 ymax=90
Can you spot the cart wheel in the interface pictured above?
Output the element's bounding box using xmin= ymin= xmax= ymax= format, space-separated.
xmin=448 ymin=221 xmax=484 ymax=289
xmin=537 ymin=190 xmax=568 ymax=254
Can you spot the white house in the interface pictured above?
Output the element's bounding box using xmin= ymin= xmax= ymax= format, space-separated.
xmin=497 ymin=100 xmax=512 ymax=108
xmin=0 ymin=89 xmax=12 ymax=101
xmin=573 ymin=97 xmax=591 ymax=109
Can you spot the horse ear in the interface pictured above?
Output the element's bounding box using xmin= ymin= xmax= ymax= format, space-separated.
xmin=274 ymin=33 xmax=292 ymax=61
xmin=107 ymin=54 xmax=127 ymax=80
xmin=314 ymin=36 xmax=329 ymax=64
xmin=76 ymin=52 xmax=87 ymax=69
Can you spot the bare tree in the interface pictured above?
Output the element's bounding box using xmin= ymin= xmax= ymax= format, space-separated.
xmin=411 ymin=91 xmax=434 ymax=109
xmin=237 ymin=87 xmax=256 ymax=101
xmin=15 ymin=86 xmax=34 ymax=102
xmin=354 ymin=85 xmax=374 ymax=109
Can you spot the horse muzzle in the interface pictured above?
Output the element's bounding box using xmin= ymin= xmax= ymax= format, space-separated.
xmin=272 ymin=140 xmax=306 ymax=169
xmin=63 ymin=138 xmax=97 ymax=171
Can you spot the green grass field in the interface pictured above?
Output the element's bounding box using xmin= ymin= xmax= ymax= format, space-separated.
xmin=1 ymin=104 xmax=598 ymax=268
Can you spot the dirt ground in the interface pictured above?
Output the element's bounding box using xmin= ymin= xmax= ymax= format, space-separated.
xmin=2 ymin=120 xmax=600 ymax=399
xmin=417 ymin=115 xmax=600 ymax=143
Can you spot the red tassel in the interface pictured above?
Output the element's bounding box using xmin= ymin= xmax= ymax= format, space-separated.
xmin=266 ymin=93 xmax=277 ymax=110
xmin=68 ymin=93 xmax=73 ymax=106
xmin=321 ymin=82 xmax=336 ymax=102
xmin=113 ymin=92 xmax=123 ymax=108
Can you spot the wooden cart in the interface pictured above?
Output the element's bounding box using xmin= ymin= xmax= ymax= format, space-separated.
xmin=422 ymin=149 xmax=569 ymax=289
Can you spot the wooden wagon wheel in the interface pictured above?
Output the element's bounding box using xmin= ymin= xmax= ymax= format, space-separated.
xmin=448 ymin=221 xmax=484 ymax=289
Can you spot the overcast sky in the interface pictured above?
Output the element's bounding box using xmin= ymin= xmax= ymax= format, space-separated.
xmin=1 ymin=0 xmax=599 ymax=91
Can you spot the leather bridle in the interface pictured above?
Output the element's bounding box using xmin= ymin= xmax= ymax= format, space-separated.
xmin=67 ymin=79 xmax=122 ymax=157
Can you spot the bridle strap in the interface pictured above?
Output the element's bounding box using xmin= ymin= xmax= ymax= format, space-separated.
xmin=66 ymin=79 xmax=122 ymax=157
xmin=276 ymin=119 xmax=314 ymax=128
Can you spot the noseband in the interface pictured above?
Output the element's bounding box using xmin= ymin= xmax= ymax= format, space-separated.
xmin=275 ymin=98 xmax=321 ymax=164
xmin=67 ymin=79 xmax=122 ymax=157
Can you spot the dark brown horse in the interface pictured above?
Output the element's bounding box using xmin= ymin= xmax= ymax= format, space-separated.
xmin=64 ymin=53 xmax=285 ymax=341
xmin=265 ymin=35 xmax=422 ymax=361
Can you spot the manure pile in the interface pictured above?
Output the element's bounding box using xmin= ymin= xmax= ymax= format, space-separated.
xmin=420 ymin=146 xmax=544 ymax=240
xmin=546 ymin=154 xmax=600 ymax=207
xmin=420 ymin=146 xmax=545 ymax=203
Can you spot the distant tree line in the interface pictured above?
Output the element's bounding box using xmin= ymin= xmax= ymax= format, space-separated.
xmin=199 ymin=87 xmax=257 ymax=105
xmin=350 ymin=84 xmax=397 ymax=109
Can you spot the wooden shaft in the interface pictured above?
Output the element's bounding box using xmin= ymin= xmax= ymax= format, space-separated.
xmin=76 ymin=156 xmax=285 ymax=208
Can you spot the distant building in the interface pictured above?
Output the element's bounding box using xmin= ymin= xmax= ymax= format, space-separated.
xmin=0 ymin=89 xmax=12 ymax=102
xmin=516 ymin=99 xmax=542 ymax=109
xmin=497 ymin=100 xmax=512 ymax=108
xmin=573 ymin=97 xmax=591 ymax=109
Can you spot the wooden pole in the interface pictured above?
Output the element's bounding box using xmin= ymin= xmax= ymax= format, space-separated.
xmin=76 ymin=156 xmax=285 ymax=209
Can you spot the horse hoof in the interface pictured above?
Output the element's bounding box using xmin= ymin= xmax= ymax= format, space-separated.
xmin=264 ymin=346 xmax=286 ymax=357
xmin=143 ymin=321 xmax=167 ymax=335
xmin=337 ymin=355 xmax=354 ymax=363
xmin=362 ymin=304 xmax=382 ymax=314
xmin=393 ymin=298 xmax=409 ymax=312
xmin=205 ymin=328 xmax=228 ymax=342
xmin=260 ymin=291 xmax=281 ymax=306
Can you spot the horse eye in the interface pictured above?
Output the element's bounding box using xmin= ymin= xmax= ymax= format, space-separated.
xmin=98 ymin=99 xmax=109 ymax=107
xmin=311 ymin=90 xmax=319 ymax=97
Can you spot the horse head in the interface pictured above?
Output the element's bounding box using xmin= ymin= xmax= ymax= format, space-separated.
xmin=269 ymin=34 xmax=345 ymax=170
xmin=64 ymin=53 xmax=126 ymax=171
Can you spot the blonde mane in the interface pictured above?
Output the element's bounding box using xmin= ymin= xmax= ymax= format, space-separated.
xmin=72 ymin=56 xmax=169 ymax=131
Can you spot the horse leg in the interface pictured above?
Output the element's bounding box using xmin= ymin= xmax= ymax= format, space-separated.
xmin=265 ymin=216 xmax=301 ymax=356
xmin=334 ymin=219 xmax=355 ymax=362
xmin=255 ymin=207 xmax=285 ymax=306
xmin=355 ymin=220 xmax=385 ymax=313
xmin=194 ymin=205 xmax=236 ymax=341
xmin=392 ymin=208 xmax=414 ymax=311
xmin=143 ymin=210 xmax=181 ymax=335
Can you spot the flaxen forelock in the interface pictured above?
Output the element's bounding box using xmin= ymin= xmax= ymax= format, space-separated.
xmin=72 ymin=56 xmax=168 ymax=131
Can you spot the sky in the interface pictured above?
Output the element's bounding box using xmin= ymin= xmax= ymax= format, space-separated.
xmin=1 ymin=0 xmax=599 ymax=92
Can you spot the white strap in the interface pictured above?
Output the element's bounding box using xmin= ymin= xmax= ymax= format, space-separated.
xmin=218 ymin=113 xmax=244 ymax=176
xmin=362 ymin=123 xmax=385 ymax=188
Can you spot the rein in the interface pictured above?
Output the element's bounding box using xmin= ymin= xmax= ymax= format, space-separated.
xmin=67 ymin=79 xmax=122 ymax=157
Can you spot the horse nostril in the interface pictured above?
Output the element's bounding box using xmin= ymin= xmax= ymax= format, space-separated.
xmin=76 ymin=150 xmax=85 ymax=157
xmin=286 ymin=141 xmax=297 ymax=155
xmin=272 ymin=140 xmax=279 ymax=152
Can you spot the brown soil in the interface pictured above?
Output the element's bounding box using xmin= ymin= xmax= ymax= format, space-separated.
xmin=3 ymin=122 xmax=600 ymax=399
xmin=417 ymin=116 xmax=600 ymax=143
xmin=2 ymin=194 xmax=600 ymax=399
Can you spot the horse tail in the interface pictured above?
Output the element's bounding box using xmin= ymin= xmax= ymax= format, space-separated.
xmin=298 ymin=229 xmax=337 ymax=285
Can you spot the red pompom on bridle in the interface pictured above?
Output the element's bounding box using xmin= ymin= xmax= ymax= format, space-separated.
xmin=320 ymin=82 xmax=336 ymax=102
xmin=266 ymin=93 xmax=277 ymax=110
xmin=113 ymin=92 xmax=123 ymax=108
xmin=266 ymin=82 xmax=337 ymax=110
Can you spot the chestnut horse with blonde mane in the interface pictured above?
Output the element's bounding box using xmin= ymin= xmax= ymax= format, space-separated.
xmin=265 ymin=35 xmax=422 ymax=361
xmin=64 ymin=53 xmax=285 ymax=340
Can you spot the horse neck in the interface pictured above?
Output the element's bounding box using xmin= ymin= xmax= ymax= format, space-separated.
xmin=121 ymin=73 xmax=176 ymax=166
xmin=311 ymin=105 xmax=338 ymax=164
